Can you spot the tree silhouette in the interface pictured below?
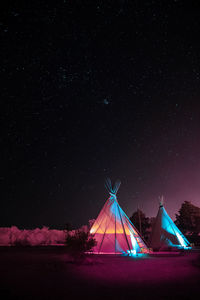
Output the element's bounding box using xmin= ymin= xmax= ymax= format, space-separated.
xmin=175 ymin=201 xmax=200 ymax=234
xmin=130 ymin=209 xmax=151 ymax=241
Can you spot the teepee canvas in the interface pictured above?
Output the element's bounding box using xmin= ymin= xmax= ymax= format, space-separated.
xmin=150 ymin=200 xmax=191 ymax=250
xmin=90 ymin=179 xmax=149 ymax=254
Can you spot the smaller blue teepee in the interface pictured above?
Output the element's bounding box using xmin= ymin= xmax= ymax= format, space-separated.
xmin=150 ymin=198 xmax=191 ymax=250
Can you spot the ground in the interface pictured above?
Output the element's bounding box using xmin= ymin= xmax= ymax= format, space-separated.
xmin=0 ymin=247 xmax=200 ymax=300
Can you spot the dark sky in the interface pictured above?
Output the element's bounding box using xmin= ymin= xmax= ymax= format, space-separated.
xmin=1 ymin=0 xmax=200 ymax=229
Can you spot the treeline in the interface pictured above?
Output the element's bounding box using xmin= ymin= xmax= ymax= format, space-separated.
xmin=0 ymin=223 xmax=93 ymax=246
xmin=130 ymin=201 xmax=200 ymax=244
xmin=0 ymin=226 xmax=66 ymax=246
xmin=1 ymin=201 xmax=199 ymax=247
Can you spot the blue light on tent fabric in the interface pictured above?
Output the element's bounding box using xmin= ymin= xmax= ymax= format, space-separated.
xmin=110 ymin=198 xmax=141 ymax=253
xmin=128 ymin=225 xmax=140 ymax=252
xmin=126 ymin=251 xmax=148 ymax=258
xmin=130 ymin=231 xmax=139 ymax=252
xmin=161 ymin=214 xmax=175 ymax=235
xmin=161 ymin=235 xmax=173 ymax=246
xmin=110 ymin=199 xmax=121 ymax=222
xmin=127 ymin=249 xmax=137 ymax=256
xmin=176 ymin=231 xmax=186 ymax=247
xmin=161 ymin=207 xmax=191 ymax=249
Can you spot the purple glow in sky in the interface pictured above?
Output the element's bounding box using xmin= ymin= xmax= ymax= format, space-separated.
xmin=1 ymin=1 xmax=200 ymax=228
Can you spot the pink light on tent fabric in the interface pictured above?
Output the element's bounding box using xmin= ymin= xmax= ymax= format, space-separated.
xmin=90 ymin=179 xmax=149 ymax=254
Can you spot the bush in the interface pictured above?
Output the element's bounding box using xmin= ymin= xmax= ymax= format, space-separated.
xmin=65 ymin=230 xmax=96 ymax=263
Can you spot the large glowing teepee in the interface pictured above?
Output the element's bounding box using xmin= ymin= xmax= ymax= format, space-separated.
xmin=150 ymin=199 xmax=191 ymax=250
xmin=90 ymin=179 xmax=149 ymax=254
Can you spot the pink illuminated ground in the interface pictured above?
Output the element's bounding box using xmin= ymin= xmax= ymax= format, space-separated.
xmin=0 ymin=247 xmax=199 ymax=299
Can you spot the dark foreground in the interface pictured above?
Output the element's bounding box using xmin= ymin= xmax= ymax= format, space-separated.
xmin=0 ymin=247 xmax=200 ymax=300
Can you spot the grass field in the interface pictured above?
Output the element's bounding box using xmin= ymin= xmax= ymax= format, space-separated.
xmin=0 ymin=247 xmax=200 ymax=300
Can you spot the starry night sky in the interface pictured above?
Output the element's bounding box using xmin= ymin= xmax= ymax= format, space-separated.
xmin=1 ymin=1 xmax=200 ymax=229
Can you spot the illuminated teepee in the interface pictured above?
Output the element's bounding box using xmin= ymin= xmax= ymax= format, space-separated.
xmin=150 ymin=198 xmax=191 ymax=250
xmin=90 ymin=179 xmax=149 ymax=254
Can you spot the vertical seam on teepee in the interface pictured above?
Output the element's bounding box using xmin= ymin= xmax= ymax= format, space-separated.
xmin=98 ymin=201 xmax=115 ymax=253
xmin=117 ymin=204 xmax=131 ymax=252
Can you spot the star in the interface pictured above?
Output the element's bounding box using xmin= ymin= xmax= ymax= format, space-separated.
xmin=103 ymin=99 xmax=110 ymax=105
